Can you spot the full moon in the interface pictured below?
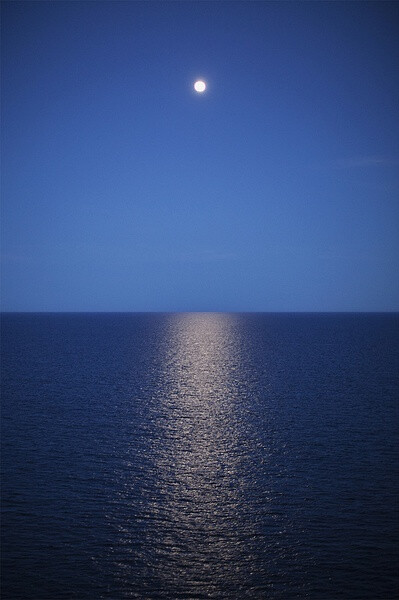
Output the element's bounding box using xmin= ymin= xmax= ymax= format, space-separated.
xmin=194 ymin=80 xmax=206 ymax=93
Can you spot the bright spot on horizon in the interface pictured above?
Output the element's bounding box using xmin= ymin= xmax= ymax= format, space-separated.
xmin=194 ymin=80 xmax=206 ymax=93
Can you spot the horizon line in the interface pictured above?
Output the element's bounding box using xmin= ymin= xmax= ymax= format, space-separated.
xmin=1 ymin=310 xmax=398 ymax=315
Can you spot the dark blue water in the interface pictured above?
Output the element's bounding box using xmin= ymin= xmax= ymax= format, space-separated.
xmin=1 ymin=313 xmax=398 ymax=599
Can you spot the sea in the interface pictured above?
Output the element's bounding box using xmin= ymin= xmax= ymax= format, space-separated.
xmin=1 ymin=312 xmax=398 ymax=600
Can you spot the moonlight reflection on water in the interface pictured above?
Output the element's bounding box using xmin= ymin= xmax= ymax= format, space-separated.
xmin=150 ymin=313 xmax=259 ymax=595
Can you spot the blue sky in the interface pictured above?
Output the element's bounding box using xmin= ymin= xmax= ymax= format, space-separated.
xmin=2 ymin=1 xmax=398 ymax=311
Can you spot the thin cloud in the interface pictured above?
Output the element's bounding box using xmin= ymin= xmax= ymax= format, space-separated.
xmin=308 ymin=156 xmax=399 ymax=171
xmin=0 ymin=253 xmax=33 ymax=263
xmin=332 ymin=156 xmax=399 ymax=169
xmin=119 ymin=249 xmax=239 ymax=264
xmin=171 ymin=250 xmax=239 ymax=264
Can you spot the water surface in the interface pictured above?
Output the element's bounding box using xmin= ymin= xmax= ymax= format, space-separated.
xmin=2 ymin=313 xmax=398 ymax=599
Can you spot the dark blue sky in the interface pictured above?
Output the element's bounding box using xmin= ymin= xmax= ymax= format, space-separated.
xmin=2 ymin=1 xmax=398 ymax=311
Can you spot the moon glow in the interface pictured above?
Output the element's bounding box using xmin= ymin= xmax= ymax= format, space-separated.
xmin=194 ymin=80 xmax=206 ymax=93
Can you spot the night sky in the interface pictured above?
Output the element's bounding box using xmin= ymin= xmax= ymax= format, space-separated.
xmin=2 ymin=1 xmax=398 ymax=312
